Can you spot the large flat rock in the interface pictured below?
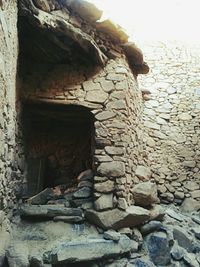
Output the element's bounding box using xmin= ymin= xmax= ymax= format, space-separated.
xmin=20 ymin=204 xmax=83 ymax=218
xmin=85 ymin=206 xmax=150 ymax=230
xmin=43 ymin=235 xmax=138 ymax=264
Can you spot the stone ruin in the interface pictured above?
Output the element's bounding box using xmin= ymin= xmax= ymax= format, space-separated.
xmin=1 ymin=1 xmax=200 ymax=267
xmin=18 ymin=0 xmax=149 ymax=210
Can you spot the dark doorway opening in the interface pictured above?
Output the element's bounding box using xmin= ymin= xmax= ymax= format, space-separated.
xmin=23 ymin=102 xmax=95 ymax=197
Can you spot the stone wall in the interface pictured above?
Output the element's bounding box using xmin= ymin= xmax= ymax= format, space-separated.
xmin=0 ymin=0 xmax=19 ymax=211
xmin=21 ymin=55 xmax=147 ymax=210
xmin=138 ymin=41 xmax=200 ymax=205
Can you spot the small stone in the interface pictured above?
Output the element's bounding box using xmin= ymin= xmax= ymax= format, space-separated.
xmin=192 ymin=227 xmax=200 ymax=240
xmin=94 ymin=180 xmax=115 ymax=193
xmin=73 ymin=187 xmax=92 ymax=199
xmin=105 ymin=146 xmax=124 ymax=156
xmin=171 ymin=243 xmax=185 ymax=260
xmin=78 ymin=180 xmax=93 ymax=188
xmin=77 ymin=169 xmax=94 ymax=181
xmin=135 ymin=166 xmax=151 ymax=180
xmin=191 ymin=190 xmax=200 ymax=199
xmin=95 ymin=111 xmax=116 ymax=121
xmin=181 ymin=198 xmax=200 ymax=213
xmin=100 ymin=80 xmax=115 ymax=93
xmin=132 ymin=182 xmax=158 ymax=207
xmin=183 ymin=253 xmax=199 ymax=267
xmin=94 ymin=194 xmax=113 ymax=211
xmin=132 ymin=228 xmax=143 ymax=246
xmin=178 ymin=113 xmax=192 ymax=121
xmin=53 ymin=216 xmax=84 ymax=223
xmin=166 ymin=209 xmax=184 ymax=222
xmin=118 ymin=198 xmax=128 ymax=211
xmin=183 ymin=161 xmax=196 ymax=168
xmin=140 ymin=221 xmax=163 ymax=235
xmin=85 ymin=90 xmax=108 ymax=104
xmin=160 ymin=192 xmax=174 ymax=203
xmin=174 ymin=191 xmax=185 ymax=200
xmin=184 ymin=181 xmax=199 ymax=191
xmin=33 ymin=0 xmax=50 ymax=12
xmin=103 ymin=230 xmax=121 ymax=242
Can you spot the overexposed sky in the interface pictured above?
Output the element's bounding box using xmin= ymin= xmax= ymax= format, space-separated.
xmin=89 ymin=0 xmax=200 ymax=42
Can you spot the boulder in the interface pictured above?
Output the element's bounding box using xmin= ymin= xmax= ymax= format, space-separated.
xmin=145 ymin=232 xmax=171 ymax=266
xmin=130 ymin=258 xmax=156 ymax=267
xmin=132 ymin=182 xmax=158 ymax=207
xmin=43 ymin=236 xmax=138 ymax=264
xmin=85 ymin=206 xmax=150 ymax=230
xmin=135 ymin=166 xmax=151 ymax=181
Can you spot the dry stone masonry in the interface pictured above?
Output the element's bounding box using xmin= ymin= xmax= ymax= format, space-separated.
xmin=0 ymin=0 xmax=200 ymax=266
xmin=138 ymin=41 xmax=200 ymax=206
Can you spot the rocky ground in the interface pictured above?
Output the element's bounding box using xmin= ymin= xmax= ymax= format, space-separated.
xmin=1 ymin=195 xmax=200 ymax=267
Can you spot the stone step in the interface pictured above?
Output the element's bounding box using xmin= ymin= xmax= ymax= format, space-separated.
xmin=43 ymin=235 xmax=138 ymax=264
xmin=20 ymin=204 xmax=83 ymax=219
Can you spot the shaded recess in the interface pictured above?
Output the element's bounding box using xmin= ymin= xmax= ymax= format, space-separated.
xmin=23 ymin=103 xmax=95 ymax=196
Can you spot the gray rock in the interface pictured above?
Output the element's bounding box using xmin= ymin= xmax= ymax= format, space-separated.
xmin=140 ymin=221 xmax=163 ymax=235
xmin=105 ymin=146 xmax=124 ymax=156
xmin=132 ymin=228 xmax=143 ymax=246
xmin=27 ymin=188 xmax=55 ymax=205
xmin=85 ymin=90 xmax=108 ymax=104
xmin=97 ymin=161 xmax=125 ymax=177
xmin=85 ymin=206 xmax=150 ymax=230
xmin=118 ymin=198 xmax=128 ymax=211
xmin=171 ymin=243 xmax=185 ymax=260
xmin=73 ymin=187 xmax=92 ymax=199
xmin=132 ymin=182 xmax=158 ymax=207
xmin=77 ymin=169 xmax=94 ymax=181
xmin=53 ymin=216 xmax=84 ymax=223
xmin=166 ymin=209 xmax=184 ymax=222
xmin=103 ymin=230 xmax=121 ymax=242
xmin=20 ymin=205 xmax=82 ymax=218
xmin=181 ymin=198 xmax=200 ymax=213
xmin=173 ymin=227 xmax=194 ymax=252
xmin=94 ymin=194 xmax=113 ymax=211
xmin=94 ymin=180 xmax=115 ymax=193
xmin=33 ymin=0 xmax=50 ymax=12
xmin=66 ymin=0 xmax=103 ymax=22
xmin=135 ymin=166 xmax=151 ymax=180
xmin=43 ymin=235 xmax=138 ymax=264
xmin=95 ymin=111 xmax=116 ymax=121
xmin=183 ymin=253 xmax=199 ymax=267
xmin=145 ymin=232 xmax=171 ymax=266
xmin=6 ymin=243 xmax=29 ymax=267
xmin=130 ymin=258 xmax=156 ymax=267
xmin=192 ymin=227 xmax=200 ymax=240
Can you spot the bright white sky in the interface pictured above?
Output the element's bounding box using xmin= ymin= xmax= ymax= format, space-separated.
xmin=88 ymin=0 xmax=200 ymax=42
